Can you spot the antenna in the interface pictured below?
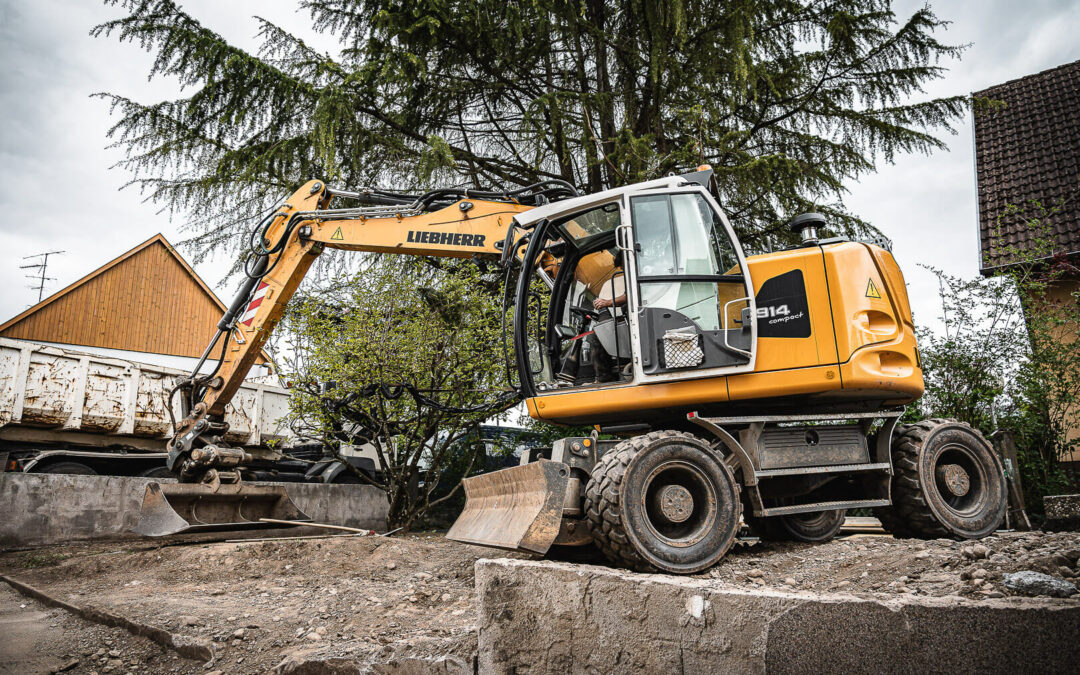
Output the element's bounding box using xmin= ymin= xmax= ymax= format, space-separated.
xmin=20 ymin=250 xmax=65 ymax=304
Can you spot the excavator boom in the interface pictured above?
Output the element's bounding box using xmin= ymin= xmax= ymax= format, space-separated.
xmin=135 ymin=178 xmax=551 ymax=536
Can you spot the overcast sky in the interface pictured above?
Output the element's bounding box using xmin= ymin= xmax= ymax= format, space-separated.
xmin=1 ymin=0 xmax=1079 ymax=333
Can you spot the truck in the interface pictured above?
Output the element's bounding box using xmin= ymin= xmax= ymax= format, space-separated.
xmin=0 ymin=336 xmax=373 ymax=482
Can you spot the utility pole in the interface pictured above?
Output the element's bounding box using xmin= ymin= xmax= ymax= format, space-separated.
xmin=20 ymin=250 xmax=65 ymax=303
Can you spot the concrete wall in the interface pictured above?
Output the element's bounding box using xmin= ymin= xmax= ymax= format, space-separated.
xmin=476 ymin=558 xmax=1080 ymax=674
xmin=0 ymin=473 xmax=388 ymax=549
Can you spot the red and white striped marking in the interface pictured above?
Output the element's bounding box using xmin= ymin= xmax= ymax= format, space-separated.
xmin=240 ymin=282 xmax=269 ymax=326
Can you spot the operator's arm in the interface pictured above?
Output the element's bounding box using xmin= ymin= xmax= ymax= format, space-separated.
xmin=593 ymin=293 xmax=626 ymax=309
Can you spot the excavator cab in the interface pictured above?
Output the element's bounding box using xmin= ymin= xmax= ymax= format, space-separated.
xmin=509 ymin=175 xmax=758 ymax=397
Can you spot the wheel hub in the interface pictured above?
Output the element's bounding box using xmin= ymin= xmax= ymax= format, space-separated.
xmin=653 ymin=484 xmax=694 ymax=523
xmin=936 ymin=463 xmax=970 ymax=497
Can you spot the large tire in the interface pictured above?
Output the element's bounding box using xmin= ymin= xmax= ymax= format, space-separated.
xmin=38 ymin=461 xmax=97 ymax=475
xmin=875 ymin=419 xmax=1006 ymax=539
xmin=584 ymin=430 xmax=741 ymax=574
xmin=746 ymin=509 xmax=846 ymax=543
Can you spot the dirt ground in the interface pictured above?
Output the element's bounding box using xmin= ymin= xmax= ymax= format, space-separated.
xmin=0 ymin=584 xmax=200 ymax=675
xmin=1 ymin=529 xmax=1078 ymax=673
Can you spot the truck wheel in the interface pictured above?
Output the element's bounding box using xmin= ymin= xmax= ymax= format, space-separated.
xmin=39 ymin=461 xmax=97 ymax=475
xmin=875 ymin=419 xmax=1006 ymax=539
xmin=746 ymin=509 xmax=846 ymax=543
xmin=584 ymin=430 xmax=741 ymax=574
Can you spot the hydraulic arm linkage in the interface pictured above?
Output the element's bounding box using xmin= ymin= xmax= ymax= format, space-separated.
xmin=166 ymin=179 xmax=570 ymax=488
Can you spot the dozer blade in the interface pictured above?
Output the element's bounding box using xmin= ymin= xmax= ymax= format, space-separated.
xmin=447 ymin=459 xmax=569 ymax=554
xmin=132 ymin=482 xmax=310 ymax=537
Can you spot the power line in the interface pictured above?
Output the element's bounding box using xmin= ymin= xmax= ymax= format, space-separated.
xmin=20 ymin=250 xmax=65 ymax=304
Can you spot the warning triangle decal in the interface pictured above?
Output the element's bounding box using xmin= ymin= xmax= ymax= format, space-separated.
xmin=865 ymin=279 xmax=881 ymax=299
xmin=331 ymin=227 xmax=344 ymax=241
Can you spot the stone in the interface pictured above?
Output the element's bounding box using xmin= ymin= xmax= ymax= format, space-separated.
xmin=476 ymin=559 xmax=1080 ymax=674
xmin=972 ymin=569 xmax=988 ymax=580
xmin=232 ymin=629 xmax=245 ymax=640
xmin=177 ymin=615 xmax=202 ymax=627
xmin=746 ymin=569 xmax=764 ymax=578
xmin=1002 ymin=571 xmax=1078 ymax=598
xmin=306 ymin=631 xmax=322 ymax=642
xmin=1043 ymin=494 xmax=1080 ymax=531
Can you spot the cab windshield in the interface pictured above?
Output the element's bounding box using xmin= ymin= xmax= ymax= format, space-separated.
xmin=556 ymin=202 xmax=621 ymax=247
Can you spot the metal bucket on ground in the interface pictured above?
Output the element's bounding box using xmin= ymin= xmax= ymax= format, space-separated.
xmin=133 ymin=482 xmax=310 ymax=536
xmin=447 ymin=459 xmax=569 ymax=554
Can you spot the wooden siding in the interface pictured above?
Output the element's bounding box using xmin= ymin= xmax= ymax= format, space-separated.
xmin=0 ymin=234 xmax=267 ymax=363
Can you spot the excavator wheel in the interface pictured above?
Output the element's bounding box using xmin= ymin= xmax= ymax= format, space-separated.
xmin=584 ymin=430 xmax=741 ymax=574
xmin=745 ymin=509 xmax=846 ymax=543
xmin=875 ymin=419 xmax=1006 ymax=540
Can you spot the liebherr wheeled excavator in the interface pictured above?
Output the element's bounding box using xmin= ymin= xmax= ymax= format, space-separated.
xmin=135 ymin=168 xmax=1007 ymax=573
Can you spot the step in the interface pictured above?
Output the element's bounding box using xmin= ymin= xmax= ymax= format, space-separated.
xmin=759 ymin=499 xmax=891 ymax=517
xmin=754 ymin=462 xmax=892 ymax=479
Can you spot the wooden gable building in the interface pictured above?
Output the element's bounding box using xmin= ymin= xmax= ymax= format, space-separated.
xmin=0 ymin=234 xmax=270 ymax=372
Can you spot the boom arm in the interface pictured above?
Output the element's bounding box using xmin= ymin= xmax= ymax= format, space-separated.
xmin=168 ymin=179 xmax=535 ymax=483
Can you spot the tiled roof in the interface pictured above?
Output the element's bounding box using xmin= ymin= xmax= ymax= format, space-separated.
xmin=973 ymin=59 xmax=1080 ymax=272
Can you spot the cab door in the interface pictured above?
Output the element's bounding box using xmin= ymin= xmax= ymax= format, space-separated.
xmin=622 ymin=187 xmax=757 ymax=381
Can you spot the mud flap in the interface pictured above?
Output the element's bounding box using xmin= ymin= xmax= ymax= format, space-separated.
xmin=447 ymin=460 xmax=569 ymax=554
xmin=132 ymin=482 xmax=310 ymax=536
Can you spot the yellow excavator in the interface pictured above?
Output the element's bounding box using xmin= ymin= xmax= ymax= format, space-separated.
xmin=135 ymin=168 xmax=1007 ymax=573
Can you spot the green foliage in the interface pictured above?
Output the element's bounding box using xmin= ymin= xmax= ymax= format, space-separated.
xmin=913 ymin=197 xmax=1080 ymax=517
xmin=95 ymin=0 xmax=968 ymax=258
xmin=21 ymin=551 xmax=69 ymax=569
xmin=280 ymin=257 xmax=515 ymax=529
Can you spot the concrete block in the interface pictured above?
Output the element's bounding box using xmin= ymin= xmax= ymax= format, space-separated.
xmin=1044 ymin=494 xmax=1080 ymax=531
xmin=0 ymin=473 xmax=388 ymax=549
xmin=476 ymin=558 xmax=1080 ymax=674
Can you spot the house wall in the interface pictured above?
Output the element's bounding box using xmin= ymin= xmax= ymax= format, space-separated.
xmin=1046 ymin=278 xmax=1080 ymax=463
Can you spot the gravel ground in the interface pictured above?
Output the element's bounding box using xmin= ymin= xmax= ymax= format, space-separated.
xmin=707 ymin=530 xmax=1080 ymax=599
xmin=1 ymin=529 xmax=1077 ymax=673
